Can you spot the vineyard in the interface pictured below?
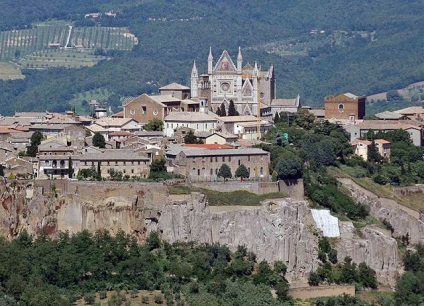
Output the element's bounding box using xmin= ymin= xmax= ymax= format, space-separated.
xmin=0 ymin=25 xmax=138 ymax=62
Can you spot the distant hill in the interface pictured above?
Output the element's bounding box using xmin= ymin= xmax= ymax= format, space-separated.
xmin=0 ymin=0 xmax=423 ymax=114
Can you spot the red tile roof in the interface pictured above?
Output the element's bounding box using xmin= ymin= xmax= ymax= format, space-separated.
xmin=182 ymin=144 xmax=233 ymax=150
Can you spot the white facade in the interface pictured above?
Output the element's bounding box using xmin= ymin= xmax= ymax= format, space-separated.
xmin=164 ymin=112 xmax=218 ymax=137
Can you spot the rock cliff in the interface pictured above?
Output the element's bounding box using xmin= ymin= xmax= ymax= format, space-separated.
xmin=0 ymin=179 xmax=402 ymax=286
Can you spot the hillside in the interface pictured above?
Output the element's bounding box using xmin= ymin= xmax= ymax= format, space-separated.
xmin=0 ymin=0 xmax=423 ymax=114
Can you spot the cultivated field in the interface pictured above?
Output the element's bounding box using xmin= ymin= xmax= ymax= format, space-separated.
xmin=0 ymin=62 xmax=24 ymax=80
xmin=0 ymin=25 xmax=138 ymax=61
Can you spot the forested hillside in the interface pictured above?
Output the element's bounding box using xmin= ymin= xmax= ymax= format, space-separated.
xmin=0 ymin=0 xmax=423 ymax=114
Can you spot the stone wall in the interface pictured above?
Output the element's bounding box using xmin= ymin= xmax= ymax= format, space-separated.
xmin=288 ymin=285 xmax=355 ymax=300
xmin=192 ymin=181 xmax=278 ymax=195
xmin=278 ymin=179 xmax=304 ymax=200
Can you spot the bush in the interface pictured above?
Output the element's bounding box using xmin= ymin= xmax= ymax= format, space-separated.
xmin=154 ymin=294 xmax=163 ymax=304
xmin=372 ymin=174 xmax=389 ymax=185
xmin=84 ymin=292 xmax=96 ymax=305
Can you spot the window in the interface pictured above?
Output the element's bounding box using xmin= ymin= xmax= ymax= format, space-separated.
xmin=215 ymin=157 xmax=218 ymax=162
xmin=248 ymin=155 xmax=251 ymax=162
xmin=338 ymin=104 xmax=344 ymax=110
xmin=238 ymin=160 xmax=241 ymax=166
xmin=210 ymin=157 xmax=213 ymax=162
xmin=131 ymin=169 xmax=134 ymax=174
xmin=197 ymin=169 xmax=200 ymax=176
xmin=210 ymin=169 xmax=213 ymax=175
xmin=130 ymin=109 xmax=135 ymax=115
xmin=142 ymin=106 xmax=147 ymax=114
xmin=222 ymin=156 xmax=225 ymax=162
xmin=260 ymin=167 xmax=263 ymax=175
xmin=229 ymin=156 xmax=231 ymax=162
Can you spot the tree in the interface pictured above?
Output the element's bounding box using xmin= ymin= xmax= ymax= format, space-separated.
xmin=27 ymin=131 xmax=43 ymax=157
xmin=97 ymin=161 xmax=102 ymax=180
xmin=219 ymin=102 xmax=227 ymax=117
xmin=235 ymin=164 xmax=249 ymax=179
xmin=228 ymin=100 xmax=239 ymax=116
xmin=274 ymin=112 xmax=280 ymax=124
xmin=218 ymin=163 xmax=232 ymax=182
xmin=150 ymin=158 xmax=167 ymax=173
xmin=68 ymin=157 xmax=73 ymax=179
xmin=386 ymin=89 xmax=402 ymax=101
xmin=92 ymin=132 xmax=106 ymax=148
xmin=184 ymin=130 xmax=200 ymax=144
xmin=275 ymin=159 xmax=303 ymax=180
xmin=367 ymin=140 xmax=382 ymax=163
xmin=144 ymin=118 xmax=164 ymax=131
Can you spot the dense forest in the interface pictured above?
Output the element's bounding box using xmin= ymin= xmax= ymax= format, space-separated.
xmin=0 ymin=0 xmax=423 ymax=114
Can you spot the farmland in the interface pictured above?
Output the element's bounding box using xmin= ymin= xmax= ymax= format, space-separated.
xmin=0 ymin=25 xmax=138 ymax=62
xmin=0 ymin=62 xmax=24 ymax=80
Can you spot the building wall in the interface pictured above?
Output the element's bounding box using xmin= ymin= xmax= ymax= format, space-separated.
xmin=160 ymin=89 xmax=190 ymax=100
xmin=325 ymin=95 xmax=365 ymax=120
xmin=173 ymin=153 xmax=269 ymax=182
xmin=124 ymin=94 xmax=165 ymax=124
xmin=164 ymin=120 xmax=216 ymax=137
xmin=75 ymin=160 xmax=150 ymax=178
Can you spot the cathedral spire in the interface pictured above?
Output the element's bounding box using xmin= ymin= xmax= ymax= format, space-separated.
xmin=237 ymin=46 xmax=242 ymax=73
xmin=208 ymin=47 xmax=213 ymax=74
xmin=253 ymin=61 xmax=258 ymax=76
xmin=191 ymin=60 xmax=198 ymax=77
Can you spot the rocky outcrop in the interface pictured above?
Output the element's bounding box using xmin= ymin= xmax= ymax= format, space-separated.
xmin=337 ymin=226 xmax=399 ymax=288
xmin=155 ymin=193 xmax=319 ymax=282
xmin=0 ymin=179 xmax=402 ymax=286
xmin=338 ymin=177 xmax=424 ymax=245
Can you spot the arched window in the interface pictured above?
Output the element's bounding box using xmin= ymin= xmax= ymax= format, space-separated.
xmin=338 ymin=104 xmax=344 ymax=109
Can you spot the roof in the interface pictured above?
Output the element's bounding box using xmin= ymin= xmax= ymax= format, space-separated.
xmin=78 ymin=149 xmax=150 ymax=161
xmin=166 ymin=144 xmax=269 ymax=157
xmin=159 ymin=82 xmax=190 ymax=90
xmin=374 ymin=139 xmax=391 ymax=144
xmin=94 ymin=117 xmax=133 ymax=127
xmin=344 ymin=93 xmax=359 ymax=99
xmin=149 ymin=94 xmax=182 ymax=104
xmin=87 ymin=124 xmax=107 ymax=132
xmin=29 ymin=124 xmax=68 ymax=130
xmin=14 ymin=112 xmax=49 ymax=118
xmin=181 ymin=99 xmax=200 ymax=105
xmin=308 ymin=108 xmax=326 ymax=117
xmin=109 ymin=131 xmax=134 ymax=137
xmin=394 ymin=106 xmax=424 ymax=115
xmin=182 ymin=144 xmax=233 ymax=149
xmin=359 ymin=120 xmax=422 ymax=131
xmin=165 ymin=112 xmax=218 ymax=122
xmin=111 ymin=111 xmax=124 ymax=118
xmin=134 ymin=131 xmax=164 ymax=137
xmin=218 ymin=115 xmax=257 ymax=123
xmin=352 ymin=139 xmax=372 ymax=146
xmin=271 ymin=98 xmax=299 ymax=107
xmin=237 ymin=121 xmax=272 ymax=128
xmin=375 ymin=111 xmax=404 ymax=120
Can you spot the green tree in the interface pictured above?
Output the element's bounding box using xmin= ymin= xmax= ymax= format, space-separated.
xmin=367 ymin=140 xmax=382 ymax=163
xmin=150 ymin=158 xmax=167 ymax=173
xmin=228 ymin=100 xmax=239 ymax=116
xmin=386 ymin=89 xmax=402 ymax=101
xmin=275 ymin=159 xmax=303 ymax=180
xmin=235 ymin=164 xmax=249 ymax=179
xmin=219 ymin=102 xmax=226 ymax=117
xmin=184 ymin=130 xmax=199 ymax=144
xmin=92 ymin=132 xmax=106 ymax=148
xmin=144 ymin=118 xmax=164 ymax=131
xmin=96 ymin=161 xmax=102 ymax=180
xmin=218 ymin=163 xmax=232 ymax=182
xmin=27 ymin=131 xmax=43 ymax=157
xmin=68 ymin=157 xmax=73 ymax=179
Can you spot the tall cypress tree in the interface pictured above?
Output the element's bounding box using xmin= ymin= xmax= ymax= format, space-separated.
xmin=228 ymin=100 xmax=239 ymax=116
xmin=220 ymin=102 xmax=227 ymax=117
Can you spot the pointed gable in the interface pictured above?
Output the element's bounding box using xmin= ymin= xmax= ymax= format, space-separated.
xmin=242 ymin=79 xmax=253 ymax=97
xmin=213 ymin=50 xmax=237 ymax=73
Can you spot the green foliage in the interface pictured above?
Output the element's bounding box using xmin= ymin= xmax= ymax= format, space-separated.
xmin=275 ymin=159 xmax=303 ymax=180
xmin=367 ymin=140 xmax=382 ymax=163
xmin=227 ymin=100 xmax=239 ymax=116
xmin=149 ymin=158 xmax=167 ymax=173
xmin=92 ymin=132 xmax=106 ymax=148
xmin=107 ymin=168 xmax=123 ymax=181
xmin=235 ymin=164 xmax=249 ymax=179
xmin=77 ymin=166 xmax=97 ymax=181
xmin=372 ymin=174 xmax=389 ymax=185
xmin=26 ymin=131 xmax=43 ymax=157
xmin=183 ymin=130 xmax=202 ymax=144
xmin=144 ymin=119 xmax=164 ymax=132
xmin=217 ymin=164 xmax=232 ymax=182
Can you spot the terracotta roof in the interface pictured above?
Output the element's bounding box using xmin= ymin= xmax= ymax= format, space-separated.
xmin=182 ymin=144 xmax=233 ymax=149
xmin=218 ymin=115 xmax=257 ymax=123
xmin=394 ymin=106 xmax=424 ymax=115
xmin=374 ymin=139 xmax=391 ymax=144
xmin=109 ymin=131 xmax=134 ymax=137
xmin=359 ymin=120 xmax=422 ymax=131
xmin=352 ymin=139 xmax=372 ymax=146
xmin=159 ymin=82 xmax=190 ymax=90
xmin=111 ymin=111 xmax=124 ymax=118
xmin=167 ymin=144 xmax=268 ymax=157
xmin=149 ymin=94 xmax=181 ymax=104
xmin=375 ymin=111 xmax=404 ymax=120
xmin=94 ymin=117 xmax=134 ymax=127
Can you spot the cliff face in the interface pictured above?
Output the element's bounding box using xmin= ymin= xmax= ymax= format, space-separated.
xmin=0 ymin=179 xmax=402 ymax=286
xmin=338 ymin=178 xmax=424 ymax=245
xmin=155 ymin=193 xmax=319 ymax=282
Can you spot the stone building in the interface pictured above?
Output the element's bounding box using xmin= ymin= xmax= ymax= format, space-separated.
xmin=190 ymin=47 xmax=275 ymax=116
xmin=166 ymin=144 xmax=270 ymax=182
xmin=325 ymin=93 xmax=366 ymax=122
xmin=159 ymin=82 xmax=191 ymax=100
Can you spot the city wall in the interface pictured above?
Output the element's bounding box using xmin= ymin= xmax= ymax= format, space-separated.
xmin=288 ymin=285 xmax=355 ymax=299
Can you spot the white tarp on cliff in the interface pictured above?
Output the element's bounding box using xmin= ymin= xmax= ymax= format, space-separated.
xmin=311 ymin=209 xmax=340 ymax=237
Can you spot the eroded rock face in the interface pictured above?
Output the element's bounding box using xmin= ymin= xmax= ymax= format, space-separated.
xmin=155 ymin=193 xmax=319 ymax=282
xmin=338 ymin=177 xmax=424 ymax=245
xmin=0 ymin=179 xmax=402 ymax=286
xmin=337 ymin=226 xmax=399 ymax=288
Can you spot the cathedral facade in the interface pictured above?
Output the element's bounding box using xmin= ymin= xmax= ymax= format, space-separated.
xmin=190 ymin=48 xmax=276 ymax=116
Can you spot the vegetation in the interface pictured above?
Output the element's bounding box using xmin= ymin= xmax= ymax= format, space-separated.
xmin=92 ymin=132 xmax=106 ymax=148
xmin=184 ymin=130 xmax=203 ymax=144
xmin=144 ymin=119 xmax=164 ymax=132
xmin=217 ymin=163 xmax=232 ymax=182
xmin=26 ymin=131 xmax=43 ymax=157
xmin=0 ymin=230 xmax=291 ymax=305
xmin=235 ymin=164 xmax=249 ymax=179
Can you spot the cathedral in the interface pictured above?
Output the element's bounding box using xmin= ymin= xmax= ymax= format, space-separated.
xmin=190 ymin=47 xmax=276 ymax=116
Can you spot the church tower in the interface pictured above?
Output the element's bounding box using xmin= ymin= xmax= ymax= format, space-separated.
xmin=208 ymin=47 xmax=213 ymax=74
xmin=237 ymin=47 xmax=243 ymax=103
xmin=191 ymin=61 xmax=199 ymax=98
